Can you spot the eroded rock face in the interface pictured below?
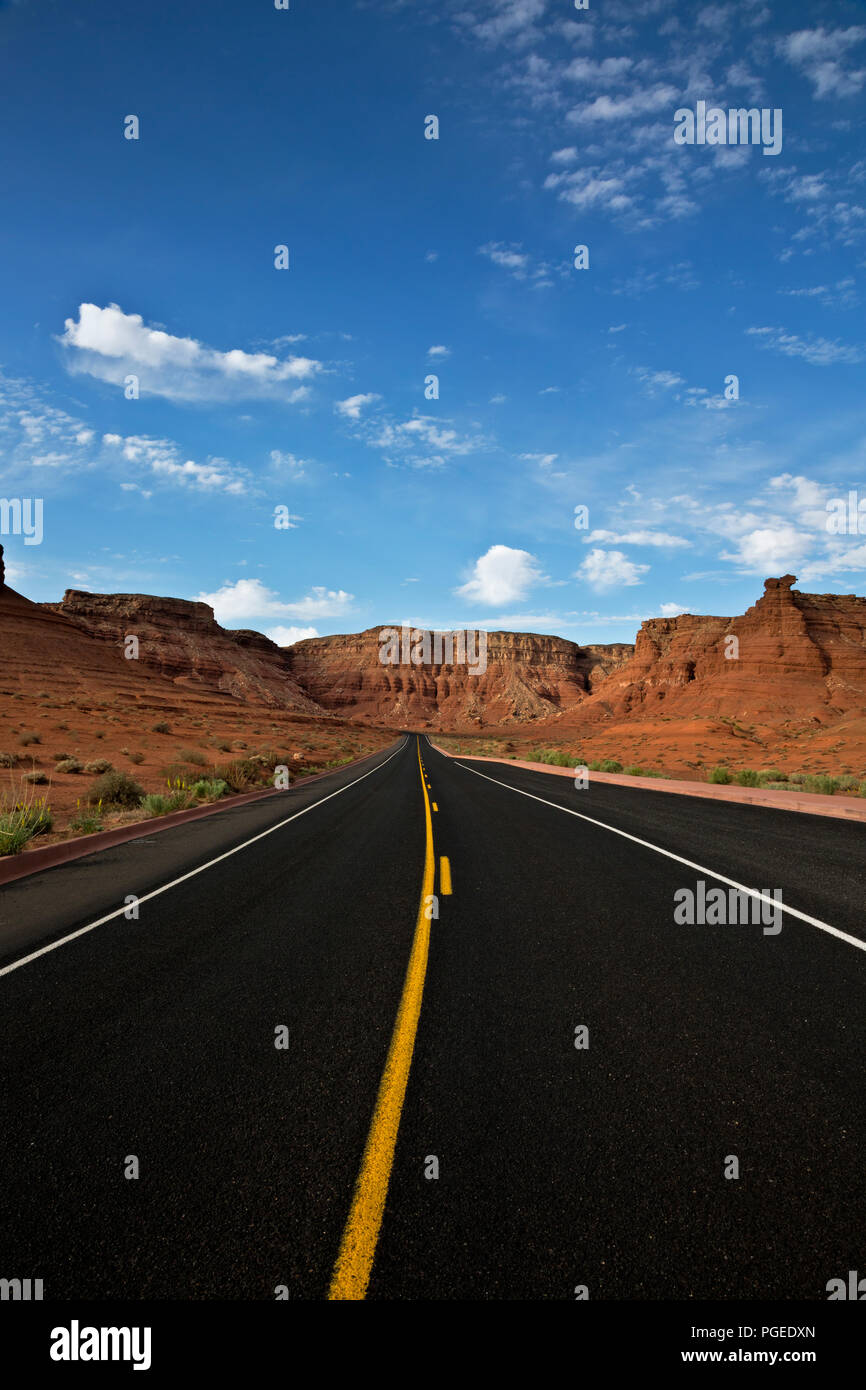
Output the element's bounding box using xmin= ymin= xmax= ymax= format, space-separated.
xmin=6 ymin=569 xmax=866 ymax=738
xmin=284 ymin=627 xmax=633 ymax=728
xmin=43 ymin=590 xmax=323 ymax=711
xmin=577 ymin=577 xmax=866 ymax=724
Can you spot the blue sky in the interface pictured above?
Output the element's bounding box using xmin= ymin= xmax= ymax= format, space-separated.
xmin=0 ymin=0 xmax=864 ymax=646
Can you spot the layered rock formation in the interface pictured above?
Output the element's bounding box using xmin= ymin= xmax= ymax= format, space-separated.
xmin=574 ymin=576 xmax=866 ymax=725
xmin=3 ymin=560 xmax=865 ymax=741
xmin=42 ymin=590 xmax=322 ymax=712
xmin=284 ymin=627 xmax=632 ymax=728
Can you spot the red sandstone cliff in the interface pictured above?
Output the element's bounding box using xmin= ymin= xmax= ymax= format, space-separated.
xmin=42 ymin=590 xmax=323 ymax=712
xmin=573 ymin=576 xmax=866 ymax=726
xmin=3 ymin=555 xmax=865 ymax=739
xmin=284 ymin=627 xmax=632 ymax=728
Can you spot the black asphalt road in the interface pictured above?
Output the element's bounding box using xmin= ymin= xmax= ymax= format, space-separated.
xmin=0 ymin=733 xmax=864 ymax=1300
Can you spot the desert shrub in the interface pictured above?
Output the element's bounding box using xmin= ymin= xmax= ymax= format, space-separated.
xmin=763 ymin=782 xmax=792 ymax=791
xmin=758 ymin=769 xmax=786 ymax=783
xmin=0 ymin=752 xmax=19 ymax=767
xmin=93 ymin=730 xmax=106 ymax=740
xmin=84 ymin=758 xmax=112 ymax=775
xmin=55 ymin=758 xmax=82 ymax=774
xmin=214 ymin=759 xmax=263 ymax=793
xmin=19 ymin=731 xmax=41 ymax=746
xmin=216 ymin=741 xmax=231 ymax=752
xmin=141 ymin=791 xmax=195 ymax=817
xmin=87 ymin=770 xmax=144 ymax=807
xmin=190 ymin=778 xmax=228 ymax=802
xmin=834 ymin=775 xmax=861 ymax=792
xmin=152 ymin=722 xmax=171 ymax=734
xmin=161 ymin=762 xmax=212 ymax=785
xmin=23 ymin=770 xmax=49 ymax=784
xmin=232 ymin=739 xmax=248 ymax=750
xmin=598 ymin=759 xmax=623 ymax=774
xmin=735 ymin=769 xmax=760 ymax=787
xmin=0 ymin=796 xmax=53 ymax=853
xmin=788 ymin=772 xmax=807 ymax=785
xmin=803 ymin=775 xmax=838 ymax=796
xmin=708 ymin=767 xmax=732 ymax=784
xmin=70 ymin=803 xmax=104 ymax=835
xmin=178 ymin=748 xmax=207 ymax=766
xmin=53 ymin=750 xmax=72 ymax=762
xmin=625 ymin=766 xmax=647 ymax=777
xmin=541 ymin=750 xmax=572 ymax=767
xmin=126 ymin=751 xmax=145 ymax=764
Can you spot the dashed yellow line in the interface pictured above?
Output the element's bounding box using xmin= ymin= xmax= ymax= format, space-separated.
xmin=328 ymin=735 xmax=435 ymax=1301
xmin=440 ymin=856 xmax=452 ymax=895
xmin=432 ymin=802 xmax=438 ymax=812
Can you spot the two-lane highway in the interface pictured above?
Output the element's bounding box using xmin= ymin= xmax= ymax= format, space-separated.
xmin=0 ymin=733 xmax=864 ymax=1299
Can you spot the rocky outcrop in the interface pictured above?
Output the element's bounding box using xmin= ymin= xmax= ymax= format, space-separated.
xmin=575 ymin=576 xmax=866 ymax=724
xmin=284 ymin=627 xmax=633 ymax=728
xmin=5 ymin=561 xmax=866 ymax=738
xmin=42 ymin=590 xmax=323 ymax=712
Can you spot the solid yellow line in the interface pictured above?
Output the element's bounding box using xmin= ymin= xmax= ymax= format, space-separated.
xmin=440 ymin=856 xmax=452 ymax=894
xmin=328 ymin=735 xmax=435 ymax=1301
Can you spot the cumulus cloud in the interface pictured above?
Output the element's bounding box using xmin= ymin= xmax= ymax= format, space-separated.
xmin=567 ymin=84 xmax=678 ymax=123
xmin=479 ymin=241 xmax=530 ymax=274
xmin=465 ymin=0 xmax=547 ymax=49
xmin=195 ymin=579 xmax=354 ymax=625
xmin=335 ymin=393 xmax=380 ymax=420
xmin=267 ymin=625 xmax=320 ymax=646
xmin=720 ymin=525 xmax=812 ymax=574
xmin=576 ymin=549 xmax=649 ymax=590
xmin=779 ymin=26 xmax=866 ymax=99
xmin=456 ymin=544 xmax=543 ymax=604
xmin=59 ymin=303 xmax=322 ymax=403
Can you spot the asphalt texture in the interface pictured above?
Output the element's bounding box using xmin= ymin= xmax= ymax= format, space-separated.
xmin=0 ymin=733 xmax=864 ymax=1300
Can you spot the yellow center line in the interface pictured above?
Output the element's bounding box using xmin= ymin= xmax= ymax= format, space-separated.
xmin=432 ymin=802 xmax=438 ymax=812
xmin=328 ymin=734 xmax=435 ymax=1301
xmin=440 ymin=856 xmax=452 ymax=895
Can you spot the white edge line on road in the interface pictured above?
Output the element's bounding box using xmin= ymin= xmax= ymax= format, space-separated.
xmin=0 ymin=737 xmax=409 ymax=981
xmin=447 ymin=752 xmax=866 ymax=956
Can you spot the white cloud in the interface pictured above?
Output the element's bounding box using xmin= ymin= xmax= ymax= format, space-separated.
xmin=567 ymin=84 xmax=678 ymax=123
xmin=267 ymin=625 xmax=320 ymax=646
xmin=479 ymin=241 xmax=530 ymax=274
xmin=195 ymin=579 xmax=354 ymax=625
xmin=456 ymin=544 xmax=543 ymax=605
xmin=746 ymin=325 xmax=863 ymax=365
xmin=269 ymin=450 xmax=309 ymax=476
xmin=587 ymin=529 xmax=690 ymax=548
xmin=576 ymin=549 xmax=649 ymax=590
xmin=635 ymin=366 xmax=686 ymax=392
xmin=466 ymin=0 xmax=547 ymax=49
xmin=335 ymin=392 xmax=381 ymax=420
xmin=564 ymin=56 xmax=632 ymax=84
xmin=547 ymin=167 xmax=633 ymax=212
xmin=779 ymin=26 xmax=866 ymax=99
xmin=427 ymin=344 xmax=451 ymax=358
xmin=720 ymin=525 xmax=812 ymax=574
xmin=59 ymin=303 xmax=322 ymax=403
xmin=520 ymin=451 xmax=558 ymax=468
xmin=660 ymin=602 xmax=689 ymax=616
